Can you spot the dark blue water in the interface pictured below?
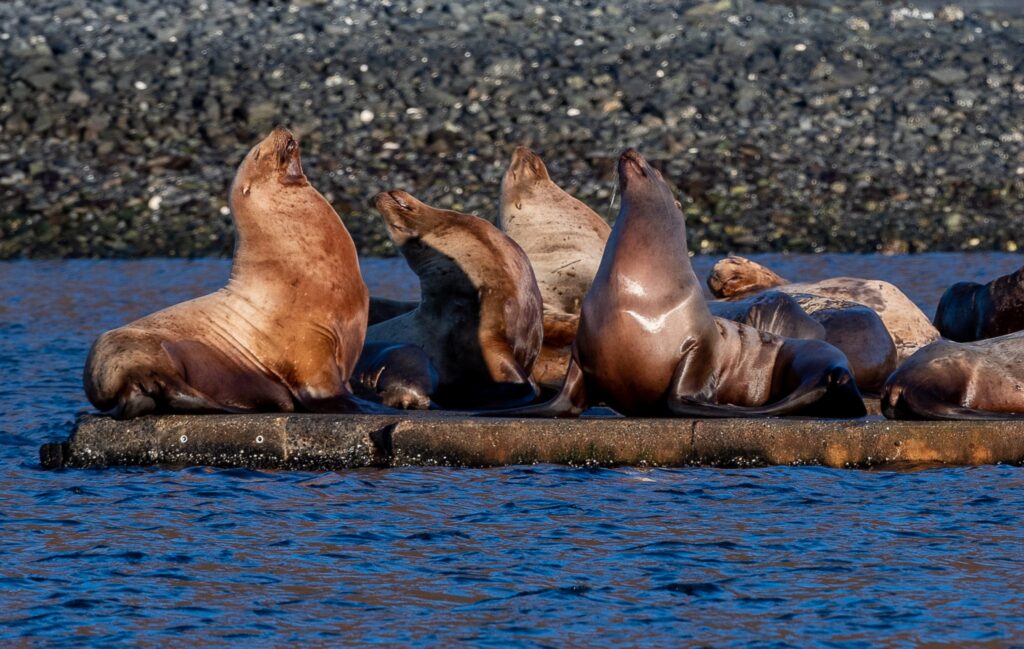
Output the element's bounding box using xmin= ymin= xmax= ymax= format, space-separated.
xmin=2 ymin=255 xmax=1024 ymax=646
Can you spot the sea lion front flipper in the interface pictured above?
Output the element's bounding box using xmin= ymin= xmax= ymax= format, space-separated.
xmin=353 ymin=342 xmax=438 ymax=410
xmin=666 ymin=338 xmax=848 ymax=418
xmin=446 ymin=350 xmax=538 ymax=410
xmin=477 ymin=356 xmax=589 ymax=418
xmin=161 ymin=340 xmax=294 ymax=413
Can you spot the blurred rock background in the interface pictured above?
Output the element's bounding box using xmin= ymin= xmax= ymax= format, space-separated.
xmin=0 ymin=0 xmax=1022 ymax=258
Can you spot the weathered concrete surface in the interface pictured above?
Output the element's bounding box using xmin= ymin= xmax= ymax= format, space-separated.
xmin=41 ymin=410 xmax=1024 ymax=471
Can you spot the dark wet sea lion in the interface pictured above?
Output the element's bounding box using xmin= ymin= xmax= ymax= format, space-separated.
xmin=709 ymin=290 xmax=896 ymax=393
xmin=882 ymin=332 xmax=1024 ymax=420
xmin=708 ymin=291 xmax=826 ymax=341
xmin=368 ymin=297 xmax=417 ymax=325
xmin=499 ymin=146 xmax=611 ymax=316
xmin=934 ymin=266 xmax=1024 ymax=341
xmin=364 ymin=190 xmax=543 ymax=409
xmin=353 ymin=342 xmax=438 ymax=409
xmin=84 ymin=127 xmax=369 ymax=418
xmin=491 ymin=150 xmax=865 ymax=418
xmin=707 ymin=255 xmax=938 ymax=361
xmin=787 ymin=294 xmax=897 ymax=393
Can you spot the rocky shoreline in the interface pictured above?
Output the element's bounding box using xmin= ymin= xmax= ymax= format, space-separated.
xmin=1 ymin=0 xmax=1022 ymax=258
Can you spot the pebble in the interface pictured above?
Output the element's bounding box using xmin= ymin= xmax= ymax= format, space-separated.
xmin=0 ymin=0 xmax=1021 ymax=259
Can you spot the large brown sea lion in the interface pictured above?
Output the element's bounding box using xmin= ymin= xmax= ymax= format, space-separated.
xmin=491 ymin=150 xmax=865 ymax=418
xmin=707 ymin=255 xmax=938 ymax=361
xmin=361 ymin=191 xmax=543 ymax=409
xmin=882 ymin=333 xmax=1024 ymax=420
xmin=84 ymin=127 xmax=370 ymax=418
xmin=933 ymin=267 xmax=1024 ymax=342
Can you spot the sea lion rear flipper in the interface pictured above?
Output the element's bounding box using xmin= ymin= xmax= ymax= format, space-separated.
xmin=667 ymin=383 xmax=830 ymax=419
xmin=667 ymin=339 xmax=860 ymax=418
xmin=161 ymin=339 xmax=293 ymax=412
xmin=477 ymin=356 xmax=588 ymax=418
xmin=883 ymin=387 xmax=1024 ymax=421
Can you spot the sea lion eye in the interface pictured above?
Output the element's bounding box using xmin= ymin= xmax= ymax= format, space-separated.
xmin=253 ymin=148 xmax=261 ymax=161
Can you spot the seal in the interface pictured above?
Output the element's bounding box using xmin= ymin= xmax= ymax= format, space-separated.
xmin=707 ymin=255 xmax=938 ymax=361
xmin=882 ymin=332 xmax=1024 ymax=420
xmin=364 ymin=190 xmax=544 ymax=409
xmin=499 ymin=146 xmax=611 ymax=316
xmin=83 ymin=127 xmax=370 ymax=418
xmin=934 ymin=266 xmax=1024 ymax=341
xmin=492 ymin=150 xmax=865 ymax=418
xmin=368 ymin=296 xmax=417 ymax=325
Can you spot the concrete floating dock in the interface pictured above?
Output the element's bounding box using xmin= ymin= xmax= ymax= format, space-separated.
xmin=40 ymin=410 xmax=1024 ymax=471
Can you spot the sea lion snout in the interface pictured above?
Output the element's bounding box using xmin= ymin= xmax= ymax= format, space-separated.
xmin=619 ymin=148 xmax=648 ymax=178
xmin=508 ymin=146 xmax=549 ymax=181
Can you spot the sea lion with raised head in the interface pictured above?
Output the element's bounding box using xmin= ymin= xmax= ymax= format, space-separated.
xmin=84 ymin=127 xmax=370 ymax=418
xmin=490 ymin=150 xmax=865 ymax=418
xmin=882 ymin=332 xmax=1024 ymax=420
xmin=707 ymin=255 xmax=938 ymax=361
xmin=362 ymin=190 xmax=543 ymax=409
xmin=933 ymin=266 xmax=1024 ymax=342
xmin=499 ymin=146 xmax=611 ymax=316
xmin=499 ymin=147 xmax=611 ymax=388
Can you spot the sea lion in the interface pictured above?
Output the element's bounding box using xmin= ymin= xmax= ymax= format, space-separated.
xmin=707 ymin=255 xmax=939 ymax=361
xmin=709 ymin=290 xmax=895 ymax=393
xmin=707 ymin=291 xmax=826 ymax=341
xmin=83 ymin=127 xmax=370 ymax=418
xmin=353 ymin=342 xmax=438 ymax=410
xmin=363 ymin=190 xmax=544 ymax=409
xmin=499 ymin=147 xmax=611 ymax=389
xmin=368 ymin=296 xmax=417 ymax=325
xmin=499 ymin=146 xmax=611 ymax=316
xmin=882 ymin=332 xmax=1024 ymax=420
xmin=491 ymin=150 xmax=865 ymax=418
xmin=934 ymin=266 xmax=1024 ymax=341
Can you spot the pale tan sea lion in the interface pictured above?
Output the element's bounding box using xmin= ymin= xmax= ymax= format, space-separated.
xmin=364 ymin=191 xmax=543 ymax=409
xmin=84 ymin=127 xmax=369 ymax=418
xmin=707 ymin=255 xmax=939 ymax=361
xmin=499 ymin=146 xmax=611 ymax=316
xmin=491 ymin=150 xmax=865 ymax=418
xmin=882 ymin=332 xmax=1024 ymax=420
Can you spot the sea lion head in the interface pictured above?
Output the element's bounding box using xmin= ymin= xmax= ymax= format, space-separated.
xmin=616 ymin=148 xmax=681 ymax=227
xmin=232 ymin=126 xmax=308 ymax=202
xmin=372 ymin=190 xmax=444 ymax=247
xmin=505 ymin=146 xmax=551 ymax=184
xmin=707 ymin=255 xmax=788 ymax=299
